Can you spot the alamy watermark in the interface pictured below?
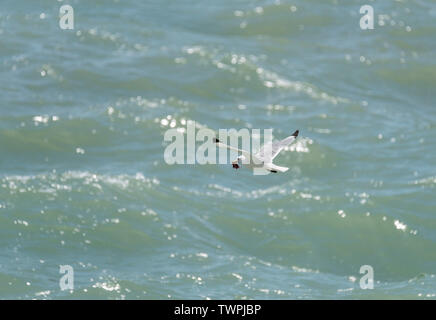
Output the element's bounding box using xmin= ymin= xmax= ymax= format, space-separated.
xmin=360 ymin=5 xmax=374 ymax=30
xmin=162 ymin=121 xmax=288 ymax=175
xmin=359 ymin=265 xmax=374 ymax=289
xmin=59 ymin=5 xmax=74 ymax=30
xmin=59 ymin=265 xmax=74 ymax=291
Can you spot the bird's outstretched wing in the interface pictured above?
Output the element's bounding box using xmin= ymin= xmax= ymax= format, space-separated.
xmin=255 ymin=130 xmax=299 ymax=163
xmin=213 ymin=138 xmax=252 ymax=159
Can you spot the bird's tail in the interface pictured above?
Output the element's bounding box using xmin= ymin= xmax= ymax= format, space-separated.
xmin=265 ymin=163 xmax=289 ymax=173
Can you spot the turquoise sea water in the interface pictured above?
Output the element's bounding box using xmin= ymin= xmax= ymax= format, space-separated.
xmin=1 ymin=0 xmax=435 ymax=299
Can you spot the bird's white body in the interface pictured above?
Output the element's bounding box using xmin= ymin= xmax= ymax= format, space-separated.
xmin=214 ymin=130 xmax=299 ymax=173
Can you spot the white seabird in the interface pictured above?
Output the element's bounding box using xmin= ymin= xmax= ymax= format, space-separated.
xmin=214 ymin=130 xmax=299 ymax=173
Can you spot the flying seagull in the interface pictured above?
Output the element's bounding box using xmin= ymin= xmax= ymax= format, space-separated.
xmin=213 ymin=130 xmax=299 ymax=173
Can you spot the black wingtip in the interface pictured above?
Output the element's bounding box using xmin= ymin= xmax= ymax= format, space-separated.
xmin=213 ymin=137 xmax=220 ymax=143
xmin=292 ymin=130 xmax=299 ymax=137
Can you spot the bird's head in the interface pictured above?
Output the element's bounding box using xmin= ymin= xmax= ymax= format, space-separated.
xmin=232 ymin=155 xmax=245 ymax=169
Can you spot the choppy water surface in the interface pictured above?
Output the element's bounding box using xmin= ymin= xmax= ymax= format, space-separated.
xmin=1 ymin=0 xmax=435 ymax=299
